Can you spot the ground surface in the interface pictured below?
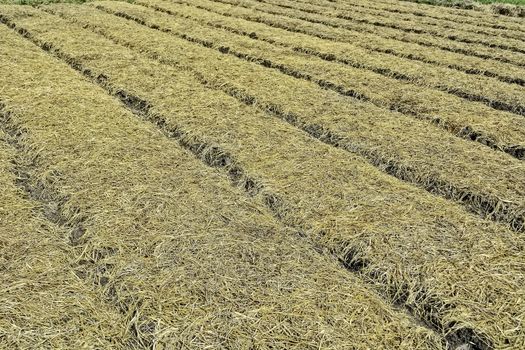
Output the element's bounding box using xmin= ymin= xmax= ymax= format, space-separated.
xmin=403 ymin=0 xmax=525 ymax=18
xmin=0 ymin=0 xmax=524 ymax=349
xmin=1 ymin=0 xmax=524 ymax=6
xmin=406 ymin=0 xmax=525 ymax=7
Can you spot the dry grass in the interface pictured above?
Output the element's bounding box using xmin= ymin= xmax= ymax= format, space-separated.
xmin=401 ymin=0 xmax=525 ymax=16
xmin=361 ymin=0 xmax=525 ymax=17
xmin=275 ymin=0 xmax=525 ymax=58
xmin=135 ymin=0 xmax=525 ymax=158
xmin=0 ymin=123 xmax=132 ymax=348
xmin=1 ymin=1 xmax=525 ymax=349
xmin=206 ymin=0 xmax=525 ymax=68
xmin=166 ymin=0 xmax=525 ymax=116
xmin=203 ymin=0 xmax=525 ymax=93
xmin=339 ymin=0 xmax=525 ymax=40
xmin=246 ymin=0 xmax=525 ymax=54
xmin=304 ymin=0 xmax=525 ymax=34
xmin=0 ymin=21 xmax=444 ymax=349
xmin=40 ymin=0 xmax=525 ymax=231
xmin=1 ymin=4 xmax=525 ymax=348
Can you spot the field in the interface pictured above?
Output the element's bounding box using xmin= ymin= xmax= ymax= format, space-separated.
xmin=402 ymin=0 xmax=525 ymax=11
xmin=0 ymin=0 xmax=524 ymax=349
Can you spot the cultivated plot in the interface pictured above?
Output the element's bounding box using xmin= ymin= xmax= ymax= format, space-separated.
xmin=0 ymin=1 xmax=524 ymax=349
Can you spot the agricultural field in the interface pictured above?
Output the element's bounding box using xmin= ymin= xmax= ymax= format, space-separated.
xmin=0 ymin=0 xmax=524 ymax=349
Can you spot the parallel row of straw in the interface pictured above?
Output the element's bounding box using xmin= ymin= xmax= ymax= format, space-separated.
xmin=210 ymin=0 xmax=525 ymax=70
xmin=0 ymin=121 xmax=133 ymax=349
xmin=270 ymin=0 xmax=525 ymax=41
xmin=0 ymin=23 xmax=444 ymax=349
xmin=264 ymin=0 xmax=524 ymax=74
xmin=1 ymin=4 xmax=524 ymax=348
xmin=308 ymin=0 xmax=525 ymax=32
xmin=170 ymin=0 xmax=525 ymax=118
xmin=137 ymin=0 xmax=525 ymax=159
xmin=182 ymin=0 xmax=525 ymax=72
xmin=44 ymin=1 xmax=525 ymax=232
xmin=250 ymin=0 xmax=525 ymax=56
xmin=133 ymin=0 xmax=525 ymax=159
xmin=146 ymin=0 xmax=525 ymax=88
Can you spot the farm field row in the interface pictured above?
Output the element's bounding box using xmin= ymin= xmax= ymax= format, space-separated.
xmin=275 ymin=0 xmax=525 ymax=41
xmin=204 ymin=0 xmax=525 ymax=70
xmin=36 ymin=1 xmax=525 ymax=231
xmin=0 ymin=23 xmax=444 ymax=349
xmin=0 ymin=125 xmax=132 ymax=348
xmin=169 ymin=0 xmax=525 ymax=122
xmin=130 ymin=0 xmax=525 ymax=160
xmin=139 ymin=0 xmax=525 ymax=90
xmin=124 ymin=0 xmax=524 ymax=158
xmin=240 ymin=0 xmax=525 ymax=55
xmin=1 ymin=1 xmax=524 ymax=349
xmin=317 ymin=0 xmax=525 ymax=29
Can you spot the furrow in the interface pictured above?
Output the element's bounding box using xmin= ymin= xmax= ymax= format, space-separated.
xmin=136 ymin=0 xmax=525 ymax=161
xmin=4 ymin=6 xmax=525 ymax=347
xmin=0 ymin=17 xmax=446 ymax=350
xmin=175 ymin=0 xmax=525 ymax=117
